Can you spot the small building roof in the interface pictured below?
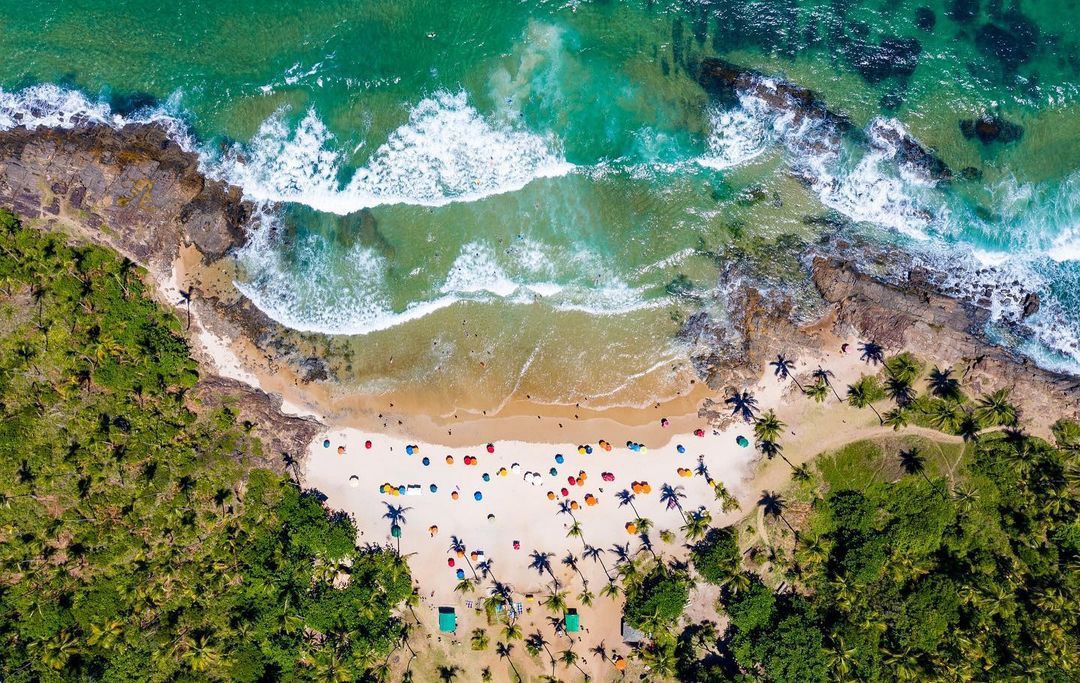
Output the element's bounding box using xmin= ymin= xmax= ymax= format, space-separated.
xmin=621 ymin=618 xmax=645 ymax=644
xmin=565 ymin=608 xmax=580 ymax=633
xmin=438 ymin=607 xmax=456 ymax=633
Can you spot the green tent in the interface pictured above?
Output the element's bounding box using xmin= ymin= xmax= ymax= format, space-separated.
xmin=438 ymin=607 xmax=456 ymax=633
xmin=565 ymin=608 xmax=580 ymax=633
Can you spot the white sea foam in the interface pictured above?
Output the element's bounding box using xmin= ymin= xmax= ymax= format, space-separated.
xmin=0 ymin=83 xmax=193 ymax=149
xmin=218 ymin=90 xmax=574 ymax=212
xmin=697 ymin=105 xmax=772 ymax=170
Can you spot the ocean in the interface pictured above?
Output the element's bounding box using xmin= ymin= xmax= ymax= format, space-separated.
xmin=1 ymin=0 xmax=1077 ymax=407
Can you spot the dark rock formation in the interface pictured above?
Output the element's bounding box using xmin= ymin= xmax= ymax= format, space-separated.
xmin=0 ymin=124 xmax=250 ymax=268
xmin=850 ymin=37 xmax=923 ymax=84
xmin=975 ymin=12 xmax=1039 ymax=71
xmin=960 ymin=114 xmax=1023 ymax=144
xmin=915 ymin=7 xmax=937 ymax=32
xmin=947 ymin=0 xmax=980 ymax=23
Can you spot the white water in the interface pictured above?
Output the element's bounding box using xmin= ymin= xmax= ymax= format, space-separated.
xmin=216 ymin=90 xmax=575 ymax=212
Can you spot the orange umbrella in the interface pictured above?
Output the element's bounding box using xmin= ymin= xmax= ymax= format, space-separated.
xmin=625 ymin=522 xmax=638 ymax=534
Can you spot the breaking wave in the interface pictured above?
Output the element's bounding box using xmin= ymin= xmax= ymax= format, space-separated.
xmin=216 ymin=90 xmax=574 ymax=212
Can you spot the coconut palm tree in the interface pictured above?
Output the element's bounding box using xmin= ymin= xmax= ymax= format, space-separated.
xmin=502 ymin=620 xmax=522 ymax=642
xmin=543 ymin=588 xmax=568 ymax=617
xmin=726 ymin=389 xmax=759 ymax=422
xmin=527 ymin=631 xmax=557 ymax=677
xmin=713 ymin=482 xmax=740 ymax=512
xmin=659 ymin=483 xmax=688 ymax=524
xmin=847 ymin=377 xmax=885 ymax=424
xmin=957 ymin=412 xmax=982 ymax=443
xmin=495 ymin=642 xmax=521 ymax=683
xmin=178 ymin=287 xmax=194 ymax=330
xmin=882 ymin=407 xmax=909 ymax=431
xmin=791 ymin=463 xmax=812 ymax=483
xmin=758 ymin=439 xmax=794 ymax=468
xmin=897 ymin=447 xmax=937 ymax=490
xmin=885 ymin=376 xmax=916 ymax=407
xmin=615 ymin=489 xmax=640 ymax=518
xmin=681 ymin=508 xmax=710 ymax=541
xmin=812 ymin=366 xmax=843 ymax=401
xmin=975 ymin=388 xmax=1018 ymax=427
xmin=382 ymin=503 xmax=411 ymax=555
xmin=804 ymin=380 xmax=829 ymax=403
xmin=471 ymin=628 xmax=490 ymax=651
xmin=770 ymin=353 xmax=804 ymax=391
xmin=753 ymin=409 xmax=785 ymax=443
xmin=600 ymin=581 xmax=621 ymax=600
xmin=885 ymin=353 xmax=921 ymax=384
xmin=449 ymin=535 xmax=479 ymax=580
xmin=858 ymin=340 xmax=885 ymax=365
xmin=927 ymin=366 xmax=961 ymax=401
xmin=583 ymin=544 xmax=613 ymax=583
xmin=559 ymin=648 xmax=589 ymax=680
xmin=757 ymin=490 xmax=797 ymax=539
xmin=927 ymin=399 xmax=961 ymax=432
xmin=561 ymin=552 xmax=589 ymax=588
xmin=529 ymin=550 xmax=559 ymax=590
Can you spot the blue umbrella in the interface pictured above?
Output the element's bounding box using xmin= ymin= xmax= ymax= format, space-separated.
xmin=422 ymin=456 xmax=431 ymax=466
xmin=676 ymin=444 xmax=685 ymax=454
xmin=550 ymin=467 xmax=558 ymax=476
xmin=323 ymin=439 xmax=330 ymax=448
xmin=736 ymin=435 xmax=750 ymax=448
xmin=406 ymin=445 xmax=414 ymax=455
xmin=474 ymin=491 xmax=483 ymax=501
xmin=430 ymin=484 xmax=438 ymax=493
xmin=482 ymin=473 xmax=491 ymax=482
xmin=555 ymin=454 xmax=564 ymax=464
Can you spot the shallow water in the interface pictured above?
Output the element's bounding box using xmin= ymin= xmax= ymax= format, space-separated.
xmin=1 ymin=0 xmax=1077 ymax=405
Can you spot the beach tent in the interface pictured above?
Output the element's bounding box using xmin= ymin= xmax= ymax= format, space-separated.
xmin=565 ymin=608 xmax=580 ymax=633
xmin=438 ymin=607 xmax=457 ymax=633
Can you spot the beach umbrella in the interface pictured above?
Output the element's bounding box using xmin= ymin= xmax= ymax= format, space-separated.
xmin=676 ymin=444 xmax=685 ymax=453
xmin=473 ymin=491 xmax=483 ymax=501
xmin=337 ymin=446 xmax=345 ymax=455
xmin=661 ymin=417 xmax=669 ymax=427
xmin=547 ymin=491 xmax=556 ymax=500
xmin=640 ymin=446 xmax=648 ymax=454
xmin=560 ymin=487 xmax=569 ymax=496
xmin=498 ymin=467 xmax=507 ymax=476
xmin=397 ymin=485 xmax=406 ymax=495
xmin=585 ymin=445 xmax=593 ymax=454
xmin=448 ymin=558 xmax=455 ymax=567
xmin=577 ymin=445 xmax=586 ymax=455
xmin=550 ymin=467 xmax=558 ymax=476
xmin=511 ymin=463 xmax=520 ymax=471
xmin=430 ymin=484 xmax=438 ymax=493
xmin=486 ymin=443 xmax=495 ymax=453
xmin=694 ymin=428 xmax=705 ymax=437
xmin=430 ymin=525 xmax=439 ymax=536
xmin=405 ymin=445 xmax=414 ymax=455
xmin=365 ymin=439 xmax=372 ymax=449
xmin=470 ymin=551 xmax=478 ymax=561
xmin=626 ymin=441 xmax=633 ymax=447
xmin=568 ymin=476 xmax=577 ymax=485
xmin=487 ymin=514 xmax=496 ymax=521
xmin=736 ymin=435 xmax=750 ymax=448
xmin=456 ymin=568 xmax=465 ymax=579
xmin=570 ymin=500 xmax=580 ymax=510
xmin=349 ymin=476 xmax=359 ymax=488
xmin=631 ymin=482 xmax=642 ymax=493
xmin=625 ymin=522 xmax=637 ymax=534
xmin=323 ymin=439 xmax=330 ymax=448
xmin=446 ymin=455 xmax=454 ymax=464
xmin=463 ymin=455 xmax=472 ymax=465
xmin=642 ymin=483 xmax=652 ymax=494
xmin=422 ymin=457 xmax=431 ymax=466
xmin=513 ymin=540 xmax=521 ymax=550
xmin=555 ymin=454 xmax=564 ymax=464
xmin=482 ymin=473 xmax=491 ymax=482
xmin=614 ymin=657 xmax=627 ymax=671
xmin=451 ymin=491 xmax=460 ymax=500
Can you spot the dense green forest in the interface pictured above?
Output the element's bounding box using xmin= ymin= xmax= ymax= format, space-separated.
xmin=0 ymin=213 xmax=412 ymax=681
xmin=661 ymin=412 xmax=1080 ymax=680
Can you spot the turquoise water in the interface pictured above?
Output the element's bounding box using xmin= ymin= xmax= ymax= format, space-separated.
xmin=1 ymin=1 xmax=1077 ymax=403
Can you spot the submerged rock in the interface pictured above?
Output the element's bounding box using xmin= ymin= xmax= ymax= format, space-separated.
xmin=946 ymin=0 xmax=980 ymax=24
xmin=850 ymin=36 xmax=923 ymax=83
xmin=975 ymin=12 xmax=1039 ymax=70
xmin=914 ymin=7 xmax=937 ymax=32
xmin=959 ymin=114 xmax=1023 ymax=144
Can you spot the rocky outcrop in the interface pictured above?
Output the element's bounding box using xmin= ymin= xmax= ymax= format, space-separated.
xmin=960 ymin=114 xmax=1024 ymax=144
xmin=0 ymin=123 xmax=250 ymax=268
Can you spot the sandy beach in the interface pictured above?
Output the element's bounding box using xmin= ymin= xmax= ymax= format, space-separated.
xmin=303 ymin=343 xmax=877 ymax=680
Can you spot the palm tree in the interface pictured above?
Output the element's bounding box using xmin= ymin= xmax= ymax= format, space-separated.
xmin=812 ymin=366 xmax=843 ymax=401
xmin=847 ymin=377 xmax=885 ymax=424
xmin=885 ymin=353 xmax=921 ymax=384
xmin=753 ymin=409 xmax=785 ymax=442
xmin=885 ymin=377 xmax=916 ymax=407
xmin=758 ymin=439 xmax=794 ymax=468
xmin=659 ymin=483 xmax=688 ymax=524
xmin=975 ymin=388 xmax=1017 ymax=427
xmin=615 ymin=489 xmax=640 ymax=518
xmin=543 ymin=588 xmax=568 ymax=617
xmin=471 ymin=628 xmax=490 ymax=651
xmin=527 ymin=631 xmax=557 ymax=677
xmin=858 ymin=340 xmax=885 ymax=365
xmin=561 ymin=552 xmax=589 ymax=588
xmin=882 ymin=407 xmax=909 ymax=431
xmin=770 ymin=353 xmax=804 ymax=391
xmin=437 ymin=665 xmax=461 ymax=682
xmin=927 ymin=399 xmax=961 ymax=432
xmin=804 ymin=380 xmax=829 ymax=403
xmin=560 ymin=648 xmax=589 ymax=679
xmin=791 ymin=463 xmax=812 ymax=483
xmin=495 ymin=642 xmax=522 ymax=683
xmin=957 ymin=412 xmax=982 ymax=443
xmin=450 ymin=535 xmax=479 ymax=580
xmin=600 ymin=581 xmax=621 ymax=600
xmin=583 ymin=544 xmax=613 ymax=583
xmin=502 ymin=620 xmax=523 ymax=642
xmin=725 ymin=389 xmax=759 ymax=422
xmin=681 ymin=508 xmax=710 ymax=541
xmin=758 ymin=490 xmax=797 ymax=539
xmin=897 ymin=447 xmax=937 ymax=490
xmin=713 ymin=482 xmax=740 ymax=512
xmin=529 ymin=550 xmax=559 ymax=589
xmin=382 ymin=503 xmax=411 ymax=555
xmin=178 ymin=287 xmax=193 ymax=330
xmin=927 ymin=366 xmax=961 ymax=401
